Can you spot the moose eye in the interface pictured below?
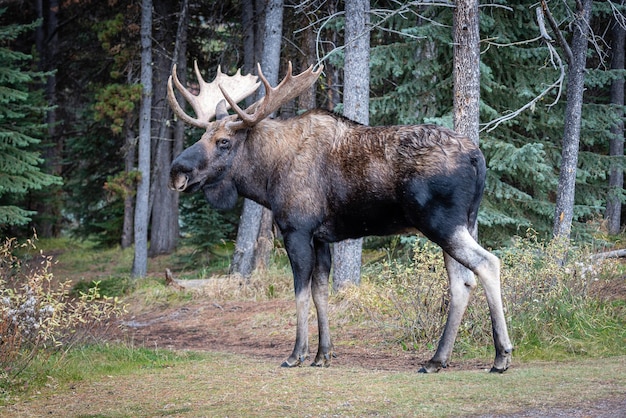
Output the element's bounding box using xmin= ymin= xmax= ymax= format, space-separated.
xmin=216 ymin=138 xmax=230 ymax=150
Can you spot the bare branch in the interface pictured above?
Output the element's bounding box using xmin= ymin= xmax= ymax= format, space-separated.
xmin=483 ymin=35 xmax=544 ymax=48
xmin=294 ymin=1 xmax=456 ymax=65
xmin=481 ymin=7 xmax=567 ymax=132
xmin=540 ymin=0 xmax=573 ymax=65
xmin=608 ymin=0 xmax=626 ymax=30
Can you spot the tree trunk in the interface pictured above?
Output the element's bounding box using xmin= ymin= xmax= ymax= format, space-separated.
xmin=324 ymin=0 xmax=341 ymax=110
xmin=121 ymin=113 xmax=136 ymax=249
xmin=242 ymin=0 xmax=256 ymax=75
xmin=172 ymin=0 xmax=187 ymax=197
xmin=34 ymin=0 xmax=62 ymax=238
xmin=605 ymin=8 xmax=625 ymax=235
xmin=132 ymin=0 xmax=153 ymax=278
xmin=332 ymin=0 xmax=370 ymax=292
xmin=149 ymin=0 xmax=184 ymax=256
xmin=453 ymin=0 xmax=480 ymax=146
xmin=231 ymin=0 xmax=283 ymax=278
xmin=299 ymin=20 xmax=318 ymax=110
xmin=552 ymin=0 xmax=593 ymax=239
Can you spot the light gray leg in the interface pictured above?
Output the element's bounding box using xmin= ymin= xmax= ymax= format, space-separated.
xmin=311 ymin=241 xmax=333 ymax=367
xmin=435 ymin=227 xmax=513 ymax=373
xmin=420 ymin=252 xmax=476 ymax=373
xmin=281 ymin=285 xmax=311 ymax=367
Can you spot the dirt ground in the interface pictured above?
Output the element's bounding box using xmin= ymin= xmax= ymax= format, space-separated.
xmin=116 ymin=297 xmax=454 ymax=372
xmin=114 ymin=274 xmax=626 ymax=373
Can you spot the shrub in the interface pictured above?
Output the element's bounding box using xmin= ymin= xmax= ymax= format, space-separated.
xmin=0 ymin=236 xmax=125 ymax=393
xmin=337 ymin=240 xmax=449 ymax=350
xmin=339 ymin=231 xmax=624 ymax=359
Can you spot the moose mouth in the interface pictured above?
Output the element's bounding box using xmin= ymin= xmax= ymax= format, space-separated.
xmin=170 ymin=173 xmax=189 ymax=191
xmin=170 ymin=171 xmax=227 ymax=194
xmin=169 ymin=173 xmax=205 ymax=193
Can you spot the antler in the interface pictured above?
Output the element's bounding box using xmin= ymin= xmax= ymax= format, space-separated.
xmin=167 ymin=61 xmax=261 ymax=128
xmin=220 ymin=62 xmax=324 ymax=130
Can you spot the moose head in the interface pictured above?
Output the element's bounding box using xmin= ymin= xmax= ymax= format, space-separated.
xmin=167 ymin=62 xmax=322 ymax=209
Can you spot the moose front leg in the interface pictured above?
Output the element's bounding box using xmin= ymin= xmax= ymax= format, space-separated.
xmin=311 ymin=240 xmax=333 ymax=367
xmin=281 ymin=231 xmax=315 ymax=367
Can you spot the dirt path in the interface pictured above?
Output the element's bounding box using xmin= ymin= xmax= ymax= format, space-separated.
xmin=116 ymin=298 xmax=450 ymax=372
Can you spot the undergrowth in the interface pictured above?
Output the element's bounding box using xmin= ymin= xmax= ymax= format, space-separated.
xmin=0 ymin=237 xmax=126 ymax=400
xmin=2 ymin=232 xmax=624 ymax=403
xmin=337 ymin=231 xmax=626 ymax=360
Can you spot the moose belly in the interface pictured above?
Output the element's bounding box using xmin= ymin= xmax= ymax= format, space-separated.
xmin=316 ymin=200 xmax=416 ymax=242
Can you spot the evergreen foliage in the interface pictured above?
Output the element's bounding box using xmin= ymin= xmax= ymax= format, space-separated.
xmin=179 ymin=193 xmax=239 ymax=253
xmin=2 ymin=0 xmax=624 ymax=250
xmin=60 ymin=3 xmax=138 ymax=246
xmin=0 ymin=11 xmax=61 ymax=230
xmin=368 ymin=1 xmax=620 ymax=245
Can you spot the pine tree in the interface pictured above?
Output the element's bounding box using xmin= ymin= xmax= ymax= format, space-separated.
xmin=0 ymin=12 xmax=61 ymax=230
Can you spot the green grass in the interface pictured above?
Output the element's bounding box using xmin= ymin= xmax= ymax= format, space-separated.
xmin=0 ymin=344 xmax=202 ymax=406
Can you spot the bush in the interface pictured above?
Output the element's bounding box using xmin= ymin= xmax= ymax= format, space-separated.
xmin=0 ymin=236 xmax=125 ymax=394
xmin=339 ymin=231 xmax=625 ymax=359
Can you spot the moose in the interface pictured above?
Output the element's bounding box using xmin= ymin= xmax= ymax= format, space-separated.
xmin=167 ymin=62 xmax=513 ymax=373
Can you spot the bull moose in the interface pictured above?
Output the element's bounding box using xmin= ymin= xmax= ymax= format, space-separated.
xmin=167 ymin=62 xmax=513 ymax=373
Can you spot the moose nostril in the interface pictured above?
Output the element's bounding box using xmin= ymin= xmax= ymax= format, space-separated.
xmin=169 ymin=172 xmax=189 ymax=191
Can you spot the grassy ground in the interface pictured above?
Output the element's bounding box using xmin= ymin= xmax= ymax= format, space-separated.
xmin=2 ymin=350 xmax=625 ymax=417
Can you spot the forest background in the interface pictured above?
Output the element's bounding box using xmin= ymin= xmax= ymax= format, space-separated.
xmin=2 ymin=0 xmax=626 ymax=275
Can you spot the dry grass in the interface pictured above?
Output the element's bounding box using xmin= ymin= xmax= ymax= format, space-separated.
xmin=3 ymin=351 xmax=625 ymax=417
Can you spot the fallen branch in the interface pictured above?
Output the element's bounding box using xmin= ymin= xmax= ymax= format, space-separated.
xmin=589 ymin=249 xmax=626 ymax=260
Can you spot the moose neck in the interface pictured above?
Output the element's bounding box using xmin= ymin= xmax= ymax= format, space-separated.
xmin=229 ymin=111 xmax=354 ymax=209
xmin=231 ymin=118 xmax=301 ymax=208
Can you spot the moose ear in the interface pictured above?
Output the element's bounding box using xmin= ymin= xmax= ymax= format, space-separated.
xmin=215 ymin=100 xmax=229 ymax=121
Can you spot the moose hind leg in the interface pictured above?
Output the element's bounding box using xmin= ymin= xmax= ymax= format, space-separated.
xmin=444 ymin=227 xmax=513 ymax=373
xmin=311 ymin=241 xmax=333 ymax=367
xmin=420 ymin=252 xmax=476 ymax=373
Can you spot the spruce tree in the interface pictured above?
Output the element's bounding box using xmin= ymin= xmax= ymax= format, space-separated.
xmin=0 ymin=12 xmax=61 ymax=230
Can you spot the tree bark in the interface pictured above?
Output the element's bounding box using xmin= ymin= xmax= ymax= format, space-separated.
xmin=132 ymin=0 xmax=153 ymax=278
xmin=121 ymin=112 xmax=136 ymax=249
xmin=332 ymin=0 xmax=370 ymax=292
xmin=242 ymin=0 xmax=256 ymax=75
xmin=299 ymin=19 xmax=318 ymax=110
xmin=453 ymin=0 xmax=480 ymax=146
xmin=230 ymin=0 xmax=283 ymax=278
xmin=149 ymin=0 xmax=185 ymax=256
xmin=34 ymin=0 xmax=62 ymax=237
xmin=605 ymin=7 xmax=625 ymax=235
xmin=552 ymin=0 xmax=593 ymax=239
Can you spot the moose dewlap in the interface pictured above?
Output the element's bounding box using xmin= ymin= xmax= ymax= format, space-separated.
xmin=167 ymin=62 xmax=513 ymax=373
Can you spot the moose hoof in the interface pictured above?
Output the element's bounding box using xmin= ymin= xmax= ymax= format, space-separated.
xmin=281 ymin=354 xmax=308 ymax=368
xmin=311 ymin=352 xmax=334 ymax=368
xmin=490 ymin=348 xmax=512 ymax=373
xmin=418 ymin=360 xmax=444 ymax=374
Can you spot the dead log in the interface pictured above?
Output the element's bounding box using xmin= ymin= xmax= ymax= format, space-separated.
xmin=589 ymin=249 xmax=626 ymax=260
xmin=165 ymin=268 xmax=185 ymax=290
